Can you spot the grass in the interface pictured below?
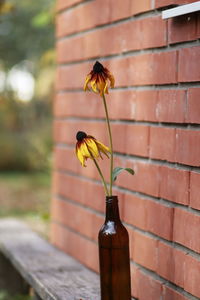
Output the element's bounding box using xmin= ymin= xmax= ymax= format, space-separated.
xmin=0 ymin=291 xmax=31 ymax=300
xmin=0 ymin=171 xmax=51 ymax=237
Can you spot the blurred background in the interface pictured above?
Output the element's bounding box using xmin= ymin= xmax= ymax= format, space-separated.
xmin=0 ymin=0 xmax=55 ymax=243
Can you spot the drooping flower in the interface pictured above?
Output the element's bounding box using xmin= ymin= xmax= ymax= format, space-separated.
xmin=75 ymin=131 xmax=111 ymax=167
xmin=84 ymin=61 xmax=115 ymax=96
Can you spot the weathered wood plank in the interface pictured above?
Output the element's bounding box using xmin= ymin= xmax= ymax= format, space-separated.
xmin=0 ymin=219 xmax=100 ymax=300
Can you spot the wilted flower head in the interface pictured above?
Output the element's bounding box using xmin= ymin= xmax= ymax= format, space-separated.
xmin=76 ymin=131 xmax=110 ymax=167
xmin=84 ymin=61 xmax=115 ymax=97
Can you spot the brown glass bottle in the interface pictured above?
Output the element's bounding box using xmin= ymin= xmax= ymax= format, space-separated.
xmin=98 ymin=196 xmax=131 ymax=300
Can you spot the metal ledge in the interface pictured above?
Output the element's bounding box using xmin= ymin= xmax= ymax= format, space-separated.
xmin=162 ymin=1 xmax=200 ymax=19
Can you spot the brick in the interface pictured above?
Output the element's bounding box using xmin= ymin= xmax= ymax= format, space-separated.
xmin=57 ymin=0 xmax=153 ymax=37
xmin=54 ymin=88 xmax=186 ymax=123
xmin=190 ymin=171 xmax=200 ymax=210
xmin=57 ymin=16 xmax=166 ymax=63
xmin=186 ymin=88 xmax=200 ymax=124
xmin=163 ymin=284 xmax=188 ymax=300
xmin=52 ymin=197 xmax=104 ymax=242
xmin=159 ymin=166 xmax=189 ymax=205
xmin=53 ymin=119 xmax=78 ymax=144
xmin=175 ymin=129 xmax=200 ymax=166
xmin=157 ymin=242 xmax=186 ymax=287
xmin=54 ymin=90 xmax=136 ymax=120
xmin=123 ymin=193 xmax=147 ymax=230
xmin=156 ymin=90 xmax=186 ymax=123
xmin=135 ymin=90 xmax=157 ymax=122
xmin=56 ymin=0 xmax=111 ymax=35
xmin=57 ymin=36 xmax=86 ymax=63
xmin=54 ymin=91 xmax=102 ymax=118
xmin=52 ymin=172 xmax=105 ymax=212
xmin=137 ymin=269 xmax=163 ymax=300
xmin=54 ymin=146 xmax=79 ymax=173
xmin=56 ymin=0 xmax=84 ymax=11
xmin=116 ymin=160 xmax=160 ymax=197
xmin=131 ymin=0 xmax=152 ymax=15
xmin=184 ymin=254 xmax=200 ymax=298
xmin=51 ymin=222 xmax=99 ymax=272
xmin=111 ymin=51 xmax=178 ymax=86
xmin=130 ymin=264 xmax=139 ymax=299
xmin=149 ymin=126 xmax=176 ymax=161
xmin=173 ymin=207 xmax=200 ymax=252
xmin=155 ymin=0 xmax=195 ymax=8
xmin=57 ymin=0 xmax=154 ymax=38
xmin=111 ymin=123 xmax=127 ymax=153
xmin=55 ymin=62 xmax=90 ymax=90
xmin=110 ymin=58 xmax=131 ymax=87
xmin=107 ymin=90 xmax=136 ymax=120
xmin=131 ymin=230 xmax=158 ymax=271
xmin=125 ymin=124 xmax=149 ymax=157
xmin=133 ymin=16 xmax=167 ymax=48
xmin=146 ymin=200 xmax=174 ymax=240
xmin=168 ymin=13 xmax=197 ymax=44
xmin=108 ymin=0 xmax=132 ymax=21
xmin=53 ymin=167 xmax=125 ymax=212
xmin=178 ymin=46 xmax=200 ymax=82
xmin=53 ymin=119 xmax=108 ymax=145
xmin=136 ymin=89 xmax=187 ymax=123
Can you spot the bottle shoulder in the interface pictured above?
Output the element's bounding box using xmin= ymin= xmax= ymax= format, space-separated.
xmin=98 ymin=220 xmax=129 ymax=247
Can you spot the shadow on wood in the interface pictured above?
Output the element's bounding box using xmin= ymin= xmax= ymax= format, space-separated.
xmin=0 ymin=251 xmax=30 ymax=295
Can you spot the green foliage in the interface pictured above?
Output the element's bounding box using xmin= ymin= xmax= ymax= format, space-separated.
xmin=0 ymin=290 xmax=31 ymax=300
xmin=0 ymin=0 xmax=54 ymax=172
xmin=31 ymin=11 xmax=52 ymax=28
xmin=0 ymin=0 xmax=55 ymax=70
xmin=0 ymin=95 xmax=52 ymax=171
xmin=112 ymin=167 xmax=134 ymax=182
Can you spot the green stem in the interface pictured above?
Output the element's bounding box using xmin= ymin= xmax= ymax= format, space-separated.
xmin=102 ymin=93 xmax=113 ymax=196
xmin=93 ymin=158 xmax=109 ymax=196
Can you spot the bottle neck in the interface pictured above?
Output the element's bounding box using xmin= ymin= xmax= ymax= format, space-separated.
xmin=105 ymin=196 xmax=121 ymax=222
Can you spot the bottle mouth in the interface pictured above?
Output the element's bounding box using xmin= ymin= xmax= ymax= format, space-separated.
xmin=106 ymin=195 xmax=118 ymax=203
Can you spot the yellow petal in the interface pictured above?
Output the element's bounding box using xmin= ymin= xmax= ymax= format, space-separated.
xmin=84 ymin=74 xmax=91 ymax=91
xmin=108 ymin=72 xmax=115 ymax=88
xmin=76 ymin=148 xmax=86 ymax=167
xmin=80 ymin=142 xmax=91 ymax=158
xmin=96 ymin=140 xmax=111 ymax=158
xmin=86 ymin=139 xmax=99 ymax=158
xmin=97 ymin=80 xmax=106 ymax=96
xmin=103 ymin=81 xmax=109 ymax=95
xmin=91 ymin=80 xmax=98 ymax=94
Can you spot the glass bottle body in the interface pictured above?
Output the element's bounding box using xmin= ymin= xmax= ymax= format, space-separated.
xmin=98 ymin=196 xmax=131 ymax=300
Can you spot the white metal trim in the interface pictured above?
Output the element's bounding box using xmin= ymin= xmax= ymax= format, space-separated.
xmin=162 ymin=1 xmax=200 ymax=19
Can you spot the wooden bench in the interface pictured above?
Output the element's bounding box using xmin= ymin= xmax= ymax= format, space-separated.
xmin=0 ymin=219 xmax=100 ymax=300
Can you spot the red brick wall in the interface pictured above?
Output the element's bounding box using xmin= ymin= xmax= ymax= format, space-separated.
xmin=51 ymin=1 xmax=200 ymax=299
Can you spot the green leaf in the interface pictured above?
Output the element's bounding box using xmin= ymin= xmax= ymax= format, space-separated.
xmin=31 ymin=11 xmax=51 ymax=28
xmin=112 ymin=167 xmax=134 ymax=182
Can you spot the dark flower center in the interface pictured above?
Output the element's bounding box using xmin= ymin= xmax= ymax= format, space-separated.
xmin=76 ymin=131 xmax=87 ymax=141
xmin=93 ymin=61 xmax=104 ymax=73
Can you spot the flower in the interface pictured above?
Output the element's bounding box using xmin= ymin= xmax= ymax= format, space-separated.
xmin=76 ymin=131 xmax=111 ymax=167
xmin=84 ymin=61 xmax=115 ymax=96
